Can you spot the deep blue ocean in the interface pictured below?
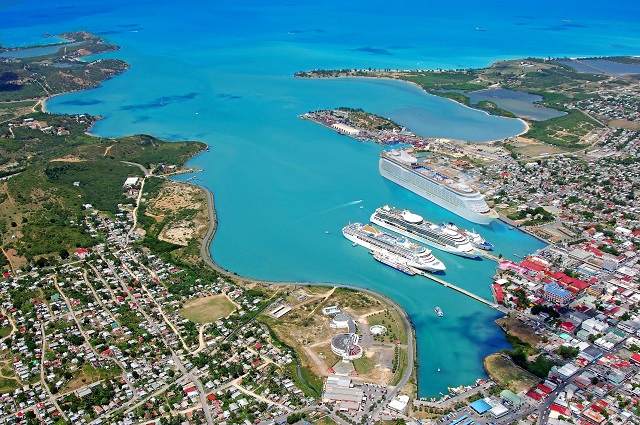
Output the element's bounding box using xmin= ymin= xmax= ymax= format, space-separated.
xmin=3 ymin=0 xmax=639 ymax=397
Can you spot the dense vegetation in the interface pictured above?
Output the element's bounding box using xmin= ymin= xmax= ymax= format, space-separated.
xmin=0 ymin=32 xmax=128 ymax=102
xmin=0 ymin=34 xmax=205 ymax=263
xmin=504 ymin=334 xmax=557 ymax=378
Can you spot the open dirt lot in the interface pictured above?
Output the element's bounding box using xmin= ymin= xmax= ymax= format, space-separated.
xmin=146 ymin=181 xmax=209 ymax=246
xmin=496 ymin=316 xmax=541 ymax=346
xmin=262 ymin=287 xmax=403 ymax=384
xmin=484 ymin=353 xmax=539 ymax=393
xmin=180 ymin=295 xmax=236 ymax=323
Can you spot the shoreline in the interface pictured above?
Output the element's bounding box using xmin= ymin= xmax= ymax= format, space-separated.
xmin=29 ymin=31 xmax=516 ymax=399
xmin=496 ymin=213 xmax=552 ymax=245
xmin=310 ymin=74 xmax=531 ymax=142
xmin=185 ymin=178 xmax=417 ymax=402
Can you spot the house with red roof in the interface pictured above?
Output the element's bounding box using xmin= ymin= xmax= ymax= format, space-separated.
xmin=537 ymin=383 xmax=553 ymax=394
xmin=492 ymin=284 xmax=504 ymax=303
xmin=521 ymin=260 xmax=546 ymax=272
xmin=526 ymin=390 xmax=543 ymax=402
xmin=560 ymin=322 xmax=577 ymax=333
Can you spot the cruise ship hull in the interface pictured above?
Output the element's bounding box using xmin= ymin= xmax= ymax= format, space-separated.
xmin=372 ymin=252 xmax=417 ymax=275
xmin=379 ymin=156 xmax=498 ymax=225
xmin=342 ymin=225 xmax=446 ymax=272
xmin=370 ymin=214 xmax=479 ymax=259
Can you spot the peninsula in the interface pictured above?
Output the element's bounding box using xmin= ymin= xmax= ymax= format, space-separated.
xmin=0 ymin=33 xmax=418 ymax=425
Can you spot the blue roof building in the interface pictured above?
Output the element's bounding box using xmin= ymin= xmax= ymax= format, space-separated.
xmin=470 ymin=398 xmax=492 ymax=414
xmin=543 ymin=282 xmax=572 ymax=305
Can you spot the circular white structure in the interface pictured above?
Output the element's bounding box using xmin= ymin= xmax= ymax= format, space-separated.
xmin=401 ymin=210 xmax=423 ymax=223
xmin=331 ymin=333 xmax=363 ymax=360
xmin=330 ymin=313 xmax=351 ymax=328
xmin=370 ymin=325 xmax=387 ymax=335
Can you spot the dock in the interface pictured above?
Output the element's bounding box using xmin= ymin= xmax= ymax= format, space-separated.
xmin=476 ymin=250 xmax=500 ymax=262
xmin=416 ymin=270 xmax=508 ymax=314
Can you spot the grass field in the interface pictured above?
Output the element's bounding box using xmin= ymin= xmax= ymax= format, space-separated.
xmin=311 ymin=343 xmax=341 ymax=369
xmin=390 ymin=347 xmax=409 ymax=387
xmin=495 ymin=317 xmax=541 ymax=346
xmin=0 ymin=377 xmax=19 ymax=393
xmin=64 ymin=364 xmax=120 ymax=392
xmin=179 ymin=295 xmax=236 ymax=323
xmin=313 ymin=416 xmax=337 ymax=425
xmin=525 ymin=109 xmax=601 ymax=147
xmin=367 ymin=309 xmax=407 ymax=344
xmin=0 ymin=101 xmax=36 ymax=109
xmin=353 ymin=354 xmax=375 ymax=375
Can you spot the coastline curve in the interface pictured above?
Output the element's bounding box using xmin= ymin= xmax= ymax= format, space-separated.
xmin=192 ymin=181 xmax=416 ymax=414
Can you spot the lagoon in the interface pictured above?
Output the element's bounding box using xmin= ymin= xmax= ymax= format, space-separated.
xmin=467 ymin=88 xmax=567 ymax=121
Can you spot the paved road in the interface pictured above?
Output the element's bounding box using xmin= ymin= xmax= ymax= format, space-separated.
xmin=121 ymin=161 xmax=151 ymax=177
xmin=39 ymin=323 xmax=68 ymax=421
xmin=173 ymin=352 xmax=215 ymax=425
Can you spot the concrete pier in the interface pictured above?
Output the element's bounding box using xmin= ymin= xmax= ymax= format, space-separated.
xmin=417 ymin=270 xmax=508 ymax=314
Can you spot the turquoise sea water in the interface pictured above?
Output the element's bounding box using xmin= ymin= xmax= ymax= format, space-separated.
xmin=4 ymin=0 xmax=639 ymax=397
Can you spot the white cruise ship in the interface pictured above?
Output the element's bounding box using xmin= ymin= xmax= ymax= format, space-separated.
xmin=371 ymin=206 xmax=479 ymax=258
xmin=342 ymin=222 xmax=446 ymax=272
xmin=379 ymin=149 xmax=498 ymax=224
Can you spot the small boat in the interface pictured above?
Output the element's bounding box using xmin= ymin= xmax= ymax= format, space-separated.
xmin=475 ymin=27 xmax=486 ymax=31
xmin=325 ymin=230 xmax=330 ymax=234
xmin=437 ymin=368 xmax=441 ymax=372
xmin=434 ymin=306 xmax=444 ymax=317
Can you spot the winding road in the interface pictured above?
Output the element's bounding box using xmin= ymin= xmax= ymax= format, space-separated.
xmin=193 ymin=184 xmax=416 ymax=419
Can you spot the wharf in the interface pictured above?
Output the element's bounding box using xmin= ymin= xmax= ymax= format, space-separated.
xmin=476 ymin=250 xmax=500 ymax=262
xmin=417 ymin=270 xmax=508 ymax=314
xmin=497 ymin=213 xmax=551 ymax=245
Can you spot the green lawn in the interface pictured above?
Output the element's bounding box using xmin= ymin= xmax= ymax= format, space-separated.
xmin=390 ymin=348 xmax=409 ymax=387
xmin=368 ymin=309 xmax=408 ymax=344
xmin=313 ymin=416 xmax=338 ymax=425
xmin=353 ymin=355 xmax=375 ymax=375
xmin=0 ymin=377 xmax=19 ymax=393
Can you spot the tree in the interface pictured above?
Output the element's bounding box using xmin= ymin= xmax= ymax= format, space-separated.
xmin=556 ymin=346 xmax=579 ymax=359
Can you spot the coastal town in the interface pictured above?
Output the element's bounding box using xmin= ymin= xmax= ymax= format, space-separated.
xmin=2 ymin=29 xmax=640 ymax=425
